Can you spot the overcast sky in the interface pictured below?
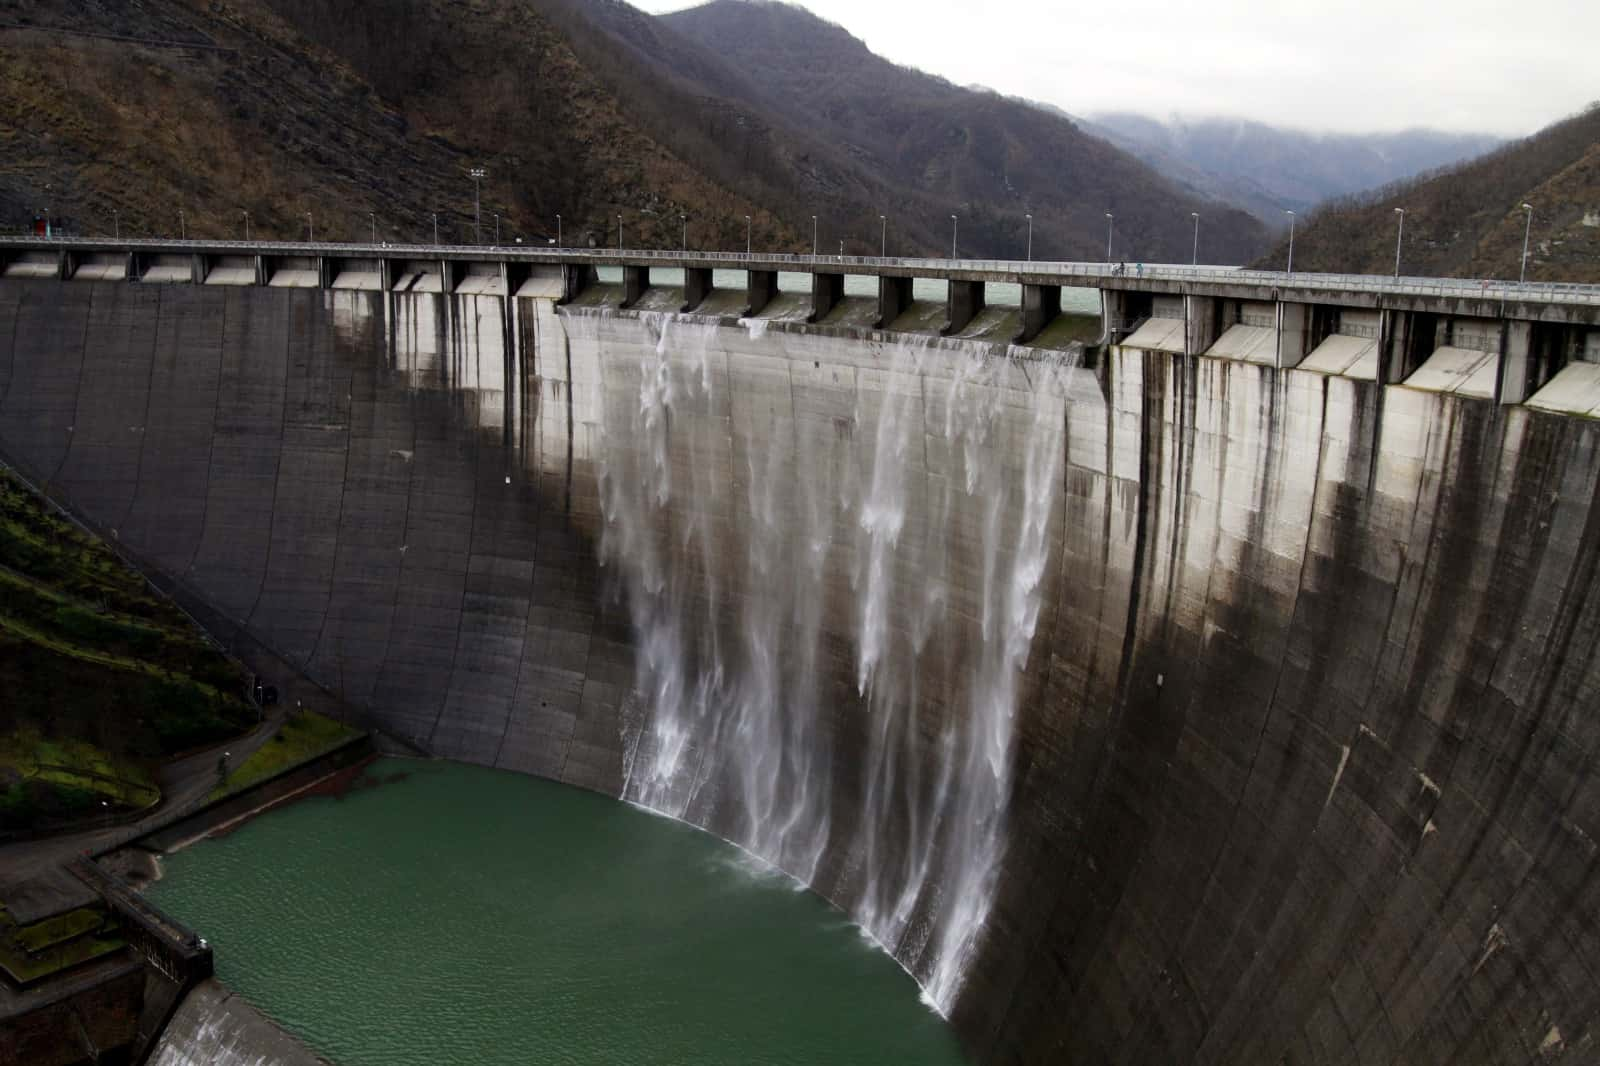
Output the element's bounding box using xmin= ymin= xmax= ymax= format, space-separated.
xmin=640 ymin=0 xmax=1600 ymax=136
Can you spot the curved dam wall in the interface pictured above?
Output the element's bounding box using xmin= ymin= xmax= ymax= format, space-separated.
xmin=2 ymin=279 xmax=1598 ymax=1064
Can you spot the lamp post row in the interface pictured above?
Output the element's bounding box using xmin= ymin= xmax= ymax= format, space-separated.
xmin=50 ymin=180 xmax=1538 ymax=280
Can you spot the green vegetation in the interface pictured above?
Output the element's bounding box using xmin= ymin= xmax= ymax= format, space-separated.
xmin=0 ymin=468 xmax=255 ymax=834
xmin=211 ymin=709 xmax=360 ymax=801
xmin=0 ymin=729 xmax=160 ymax=822
xmin=0 ymin=903 xmax=125 ymax=986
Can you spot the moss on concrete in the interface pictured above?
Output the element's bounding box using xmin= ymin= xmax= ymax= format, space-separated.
xmin=0 ymin=903 xmax=125 ymax=985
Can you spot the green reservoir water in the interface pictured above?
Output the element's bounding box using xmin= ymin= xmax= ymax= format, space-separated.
xmin=146 ymin=759 xmax=967 ymax=1065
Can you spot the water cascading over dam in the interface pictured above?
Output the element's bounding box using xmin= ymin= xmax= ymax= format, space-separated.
xmin=2 ymin=273 xmax=1598 ymax=1064
xmin=585 ymin=310 xmax=1074 ymax=1008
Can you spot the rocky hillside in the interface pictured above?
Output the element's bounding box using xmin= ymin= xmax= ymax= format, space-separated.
xmin=1255 ymin=103 xmax=1600 ymax=281
xmin=1 ymin=0 xmax=1273 ymax=262
xmin=662 ymin=0 xmax=1270 ymax=262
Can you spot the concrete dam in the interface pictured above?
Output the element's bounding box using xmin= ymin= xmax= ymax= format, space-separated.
xmin=3 ymin=246 xmax=1600 ymax=1064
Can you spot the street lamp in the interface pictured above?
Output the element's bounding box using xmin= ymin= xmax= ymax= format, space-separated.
xmin=681 ymin=213 xmax=687 ymax=252
xmin=951 ymin=214 xmax=958 ymax=259
xmin=433 ymin=212 xmax=439 ymax=245
xmin=617 ymin=214 xmax=622 ymax=250
xmin=494 ymin=213 xmax=500 ymax=245
xmin=241 ymin=210 xmax=250 ymax=241
xmin=470 ymin=166 xmax=486 ymax=243
xmin=1519 ymin=202 xmax=1534 ymax=284
xmin=556 ymin=214 xmax=562 ymax=247
xmin=812 ymin=215 xmax=818 ymax=256
xmin=1285 ymin=210 xmax=1296 ymax=275
xmin=179 ymin=209 xmax=186 ymax=240
xmin=1026 ymin=213 xmax=1033 ymax=262
xmin=1392 ymin=208 xmax=1405 ymax=277
xmin=839 ymin=239 xmax=844 ymax=255
xmin=370 ymin=211 xmax=377 ymax=245
xmin=880 ymin=215 xmax=887 ymax=257
xmin=1191 ymin=212 xmax=1200 ymax=266
xmin=745 ymin=215 xmax=752 ymax=255
xmin=113 ymin=209 xmax=119 ymax=239
xmin=306 ymin=212 xmax=314 ymax=242
xmin=1104 ymin=213 xmax=1113 ymax=261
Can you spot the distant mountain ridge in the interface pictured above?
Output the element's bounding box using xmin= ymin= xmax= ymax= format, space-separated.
xmin=1255 ymin=103 xmax=1600 ymax=282
xmin=661 ymin=0 xmax=1271 ymax=263
xmin=1 ymin=0 xmax=1273 ymax=264
xmin=1081 ymin=113 xmax=1503 ymax=223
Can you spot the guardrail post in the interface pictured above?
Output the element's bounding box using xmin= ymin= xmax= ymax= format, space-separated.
xmin=439 ymin=259 xmax=456 ymax=347
xmin=621 ymin=265 xmax=648 ymax=309
xmin=1276 ymin=300 xmax=1310 ymax=368
xmin=1014 ymin=282 xmax=1061 ymax=345
xmin=942 ymin=279 xmax=985 ymax=336
xmin=1182 ymin=294 xmax=1219 ymax=356
xmin=558 ymin=263 xmax=592 ymax=306
xmin=808 ymin=271 xmax=843 ymax=323
xmin=380 ymin=256 xmax=396 ymax=339
xmin=1496 ymin=319 xmax=1534 ymax=404
xmin=682 ymin=267 xmax=713 ymax=313
xmin=502 ymin=261 xmax=530 ymax=378
xmin=745 ymin=269 xmax=777 ymax=317
xmin=876 ymin=275 xmax=912 ymax=329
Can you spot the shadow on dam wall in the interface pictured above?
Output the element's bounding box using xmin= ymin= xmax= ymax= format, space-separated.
xmin=1 ymin=279 xmax=1599 ymax=1064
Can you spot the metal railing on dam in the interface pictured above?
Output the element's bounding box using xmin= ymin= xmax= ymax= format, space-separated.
xmin=4 ymin=235 xmax=1600 ymax=309
xmin=6 ymin=234 xmax=1597 ymax=411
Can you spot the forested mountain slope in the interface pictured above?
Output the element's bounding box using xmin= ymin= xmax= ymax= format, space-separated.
xmin=1255 ymin=104 xmax=1600 ymax=281
xmin=0 ymin=0 xmax=806 ymax=250
xmin=663 ymin=0 xmax=1270 ymax=262
xmin=0 ymin=0 xmax=1271 ymax=262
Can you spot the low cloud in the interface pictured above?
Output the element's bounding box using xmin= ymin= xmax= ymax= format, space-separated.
xmin=643 ymin=0 xmax=1598 ymax=136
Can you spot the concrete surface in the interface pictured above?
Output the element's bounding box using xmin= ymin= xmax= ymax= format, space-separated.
xmin=2 ymin=279 xmax=1599 ymax=1065
xmin=146 ymin=979 xmax=328 ymax=1066
xmin=1122 ymin=316 xmax=1187 ymax=352
xmin=1301 ymin=332 xmax=1380 ymax=379
xmin=1406 ymin=345 xmax=1501 ymax=397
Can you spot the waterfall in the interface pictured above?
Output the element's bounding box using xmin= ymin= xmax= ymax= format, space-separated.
xmin=587 ymin=309 xmax=1071 ymax=1015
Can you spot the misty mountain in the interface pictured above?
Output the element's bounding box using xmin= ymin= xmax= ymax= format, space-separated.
xmin=1083 ymin=113 xmax=1503 ymax=223
xmin=661 ymin=0 xmax=1270 ymax=263
xmin=1256 ymin=102 xmax=1600 ymax=282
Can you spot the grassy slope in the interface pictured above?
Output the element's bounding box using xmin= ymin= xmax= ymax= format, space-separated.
xmin=210 ymin=708 xmax=358 ymax=800
xmin=0 ymin=468 xmax=255 ymax=832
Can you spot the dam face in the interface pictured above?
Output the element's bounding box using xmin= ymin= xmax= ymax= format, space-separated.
xmin=2 ymin=279 xmax=1598 ymax=1064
